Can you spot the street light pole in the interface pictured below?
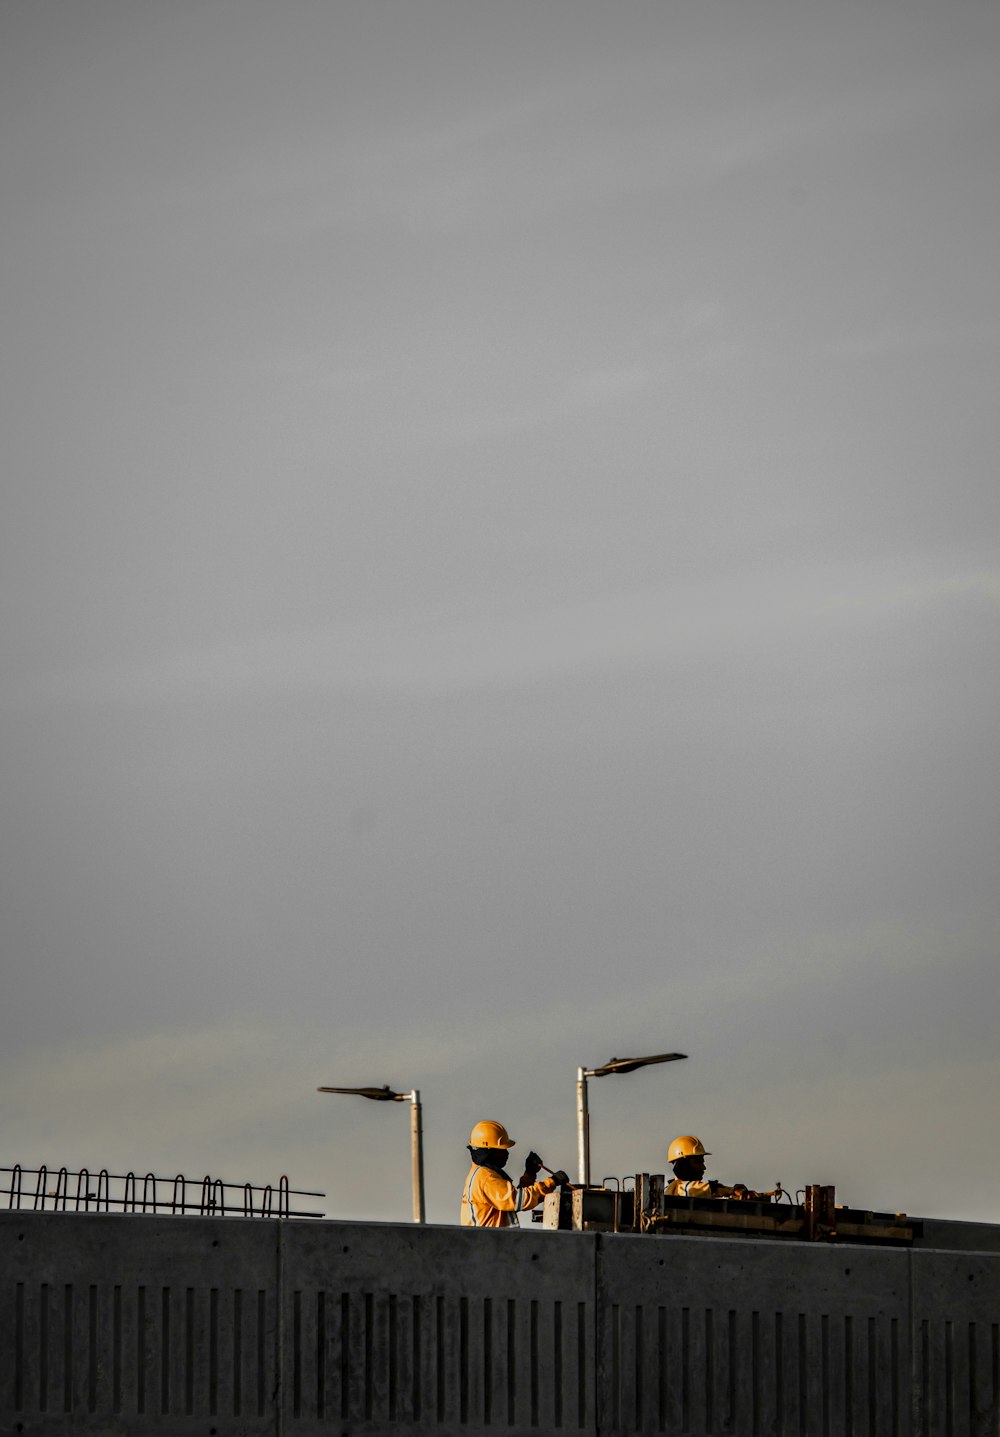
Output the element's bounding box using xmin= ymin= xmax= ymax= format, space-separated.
xmin=317 ymin=1084 xmax=426 ymax=1223
xmin=408 ymin=1090 xmax=426 ymax=1225
xmin=575 ymin=1051 xmax=688 ymax=1186
xmin=576 ymin=1066 xmax=590 ymax=1191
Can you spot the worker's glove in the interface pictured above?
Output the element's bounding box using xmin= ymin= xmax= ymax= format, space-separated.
xmin=523 ymin=1150 xmax=543 ymax=1177
xmin=550 ymin=1170 xmax=570 ymax=1187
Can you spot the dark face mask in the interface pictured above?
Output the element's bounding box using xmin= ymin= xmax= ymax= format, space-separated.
xmin=469 ymin=1146 xmax=510 ymax=1172
xmin=672 ymin=1155 xmax=705 ymax=1181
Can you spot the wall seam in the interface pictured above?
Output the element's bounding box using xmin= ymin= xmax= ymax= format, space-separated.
xmin=907 ymin=1245 xmax=916 ymax=1437
xmin=594 ymin=1231 xmax=603 ymax=1437
xmin=274 ymin=1218 xmax=284 ymax=1437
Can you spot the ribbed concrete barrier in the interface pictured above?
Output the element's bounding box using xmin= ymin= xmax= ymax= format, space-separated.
xmin=2 ymin=1210 xmax=998 ymax=1434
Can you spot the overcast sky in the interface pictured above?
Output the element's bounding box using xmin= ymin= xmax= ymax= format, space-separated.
xmin=2 ymin=0 xmax=998 ymax=1228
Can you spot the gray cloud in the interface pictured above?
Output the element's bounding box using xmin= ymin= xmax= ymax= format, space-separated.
xmin=2 ymin=0 xmax=998 ymax=1228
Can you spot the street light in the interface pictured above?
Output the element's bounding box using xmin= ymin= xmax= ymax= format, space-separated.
xmin=575 ymin=1052 xmax=688 ymax=1186
xmin=317 ymin=1084 xmax=426 ymax=1223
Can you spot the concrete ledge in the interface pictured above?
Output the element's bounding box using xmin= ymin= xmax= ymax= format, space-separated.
xmin=2 ymin=1211 xmax=998 ymax=1434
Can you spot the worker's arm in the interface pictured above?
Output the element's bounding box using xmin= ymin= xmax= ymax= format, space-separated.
xmin=668 ymin=1178 xmax=745 ymax=1199
xmin=477 ymin=1167 xmax=559 ymax=1215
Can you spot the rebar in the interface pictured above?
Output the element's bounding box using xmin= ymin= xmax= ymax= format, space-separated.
xmin=0 ymin=1165 xmax=324 ymax=1218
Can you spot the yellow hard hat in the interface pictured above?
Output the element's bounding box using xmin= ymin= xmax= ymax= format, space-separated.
xmin=667 ymin=1134 xmax=710 ymax=1164
xmin=469 ymin=1120 xmax=516 ymax=1149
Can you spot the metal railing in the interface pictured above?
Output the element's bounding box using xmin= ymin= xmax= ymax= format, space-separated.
xmin=1 ymin=1164 xmax=324 ymax=1218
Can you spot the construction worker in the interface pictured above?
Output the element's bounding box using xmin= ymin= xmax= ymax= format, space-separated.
xmin=460 ymin=1120 xmax=569 ymax=1228
xmin=665 ymin=1134 xmax=751 ymax=1199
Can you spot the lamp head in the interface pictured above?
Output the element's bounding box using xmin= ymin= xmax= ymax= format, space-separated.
xmin=587 ymin=1052 xmax=687 ymax=1077
xmin=317 ymin=1085 xmax=406 ymax=1101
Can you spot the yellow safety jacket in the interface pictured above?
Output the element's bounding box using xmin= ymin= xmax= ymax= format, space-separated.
xmin=666 ymin=1178 xmax=741 ymax=1198
xmin=461 ymin=1165 xmax=558 ymax=1228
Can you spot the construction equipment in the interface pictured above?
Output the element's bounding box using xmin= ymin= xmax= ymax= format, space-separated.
xmin=541 ymin=1175 xmax=919 ymax=1245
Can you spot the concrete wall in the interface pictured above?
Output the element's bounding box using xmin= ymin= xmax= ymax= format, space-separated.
xmin=2 ymin=1210 xmax=998 ymax=1435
